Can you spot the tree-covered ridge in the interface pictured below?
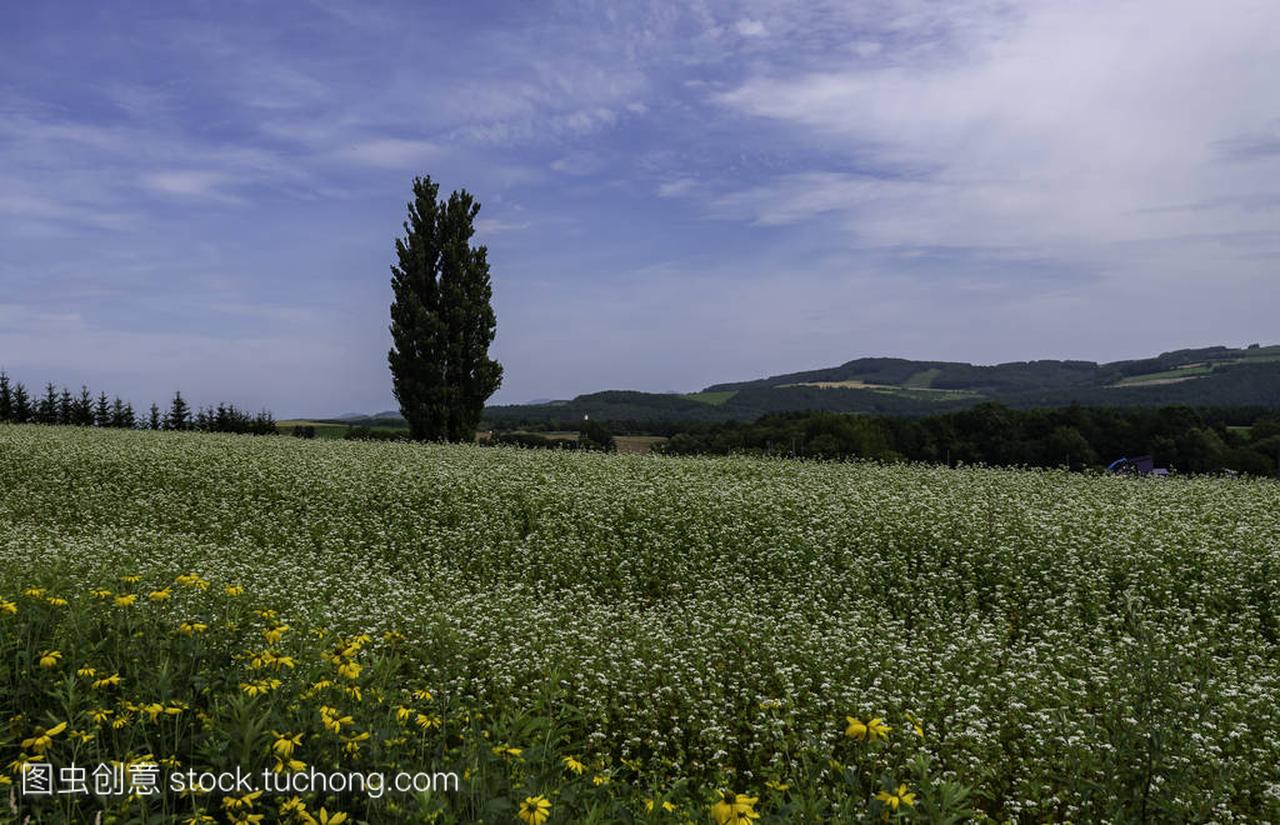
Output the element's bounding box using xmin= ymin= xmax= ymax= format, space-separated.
xmin=486 ymin=344 xmax=1280 ymax=424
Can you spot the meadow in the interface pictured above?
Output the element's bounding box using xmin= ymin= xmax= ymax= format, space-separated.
xmin=1 ymin=424 xmax=1278 ymax=823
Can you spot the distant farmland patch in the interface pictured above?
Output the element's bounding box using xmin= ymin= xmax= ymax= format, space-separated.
xmin=681 ymin=390 xmax=737 ymax=405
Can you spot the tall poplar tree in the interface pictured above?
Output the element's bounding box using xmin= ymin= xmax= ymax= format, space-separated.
xmin=388 ymin=175 xmax=503 ymax=441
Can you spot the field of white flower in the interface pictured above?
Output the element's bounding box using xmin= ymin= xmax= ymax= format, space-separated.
xmin=1 ymin=423 xmax=1278 ymax=823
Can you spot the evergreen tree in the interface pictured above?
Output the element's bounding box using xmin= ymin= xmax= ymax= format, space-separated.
xmin=94 ymin=392 xmax=111 ymax=427
xmin=13 ymin=383 xmax=31 ymax=423
xmin=148 ymin=403 xmax=162 ymax=431
xmin=0 ymin=371 xmax=11 ymax=422
xmin=74 ymin=386 xmax=94 ymax=426
xmin=388 ymin=175 xmax=503 ymax=442
xmin=58 ymin=387 xmax=73 ymax=425
xmin=122 ymin=402 xmax=136 ymax=430
xmin=166 ymin=392 xmax=191 ymax=431
xmin=38 ymin=383 xmax=58 ymax=424
xmin=110 ymin=397 xmax=126 ymax=428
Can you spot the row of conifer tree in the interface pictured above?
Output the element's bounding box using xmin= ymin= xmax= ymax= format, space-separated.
xmin=0 ymin=372 xmax=276 ymax=435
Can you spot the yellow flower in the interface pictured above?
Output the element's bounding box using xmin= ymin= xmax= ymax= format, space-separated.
xmin=21 ymin=721 xmax=67 ymax=754
xmin=45 ymin=597 xmax=68 ymax=607
xmin=710 ymin=793 xmax=760 ymax=825
xmin=906 ymin=712 xmax=924 ymax=738
xmin=114 ymin=594 xmax=138 ymax=608
xmin=395 ymin=705 xmax=412 ymax=723
xmin=412 ymin=688 xmax=433 ymax=701
xmin=38 ymin=650 xmax=62 ymax=669
xmin=182 ymin=815 xmax=216 ymax=825
xmin=179 ymin=621 xmax=208 ymax=635
xmin=562 ymin=755 xmax=586 ymax=775
xmin=491 ymin=745 xmax=523 ymax=759
xmin=516 ymin=795 xmax=551 ymax=825
xmin=8 ymin=753 xmax=46 ymax=775
xmin=92 ymin=673 xmax=122 ymax=689
xmin=279 ymin=796 xmax=308 ymax=816
xmin=319 ymin=706 xmax=353 ymax=733
xmin=87 ymin=708 xmax=112 ymax=724
xmin=222 ymin=790 xmax=263 ymax=811
xmin=89 ymin=589 xmax=113 ymax=600
xmin=273 ymin=732 xmax=303 ymax=757
xmin=264 ymin=625 xmax=291 ymax=644
xmin=119 ymin=575 xmax=141 ymax=585
xmin=149 ymin=588 xmax=172 ymax=602
xmin=341 ymin=731 xmax=370 ymax=755
xmin=867 ymin=717 xmax=891 ymax=741
xmin=845 ymin=716 xmax=867 ymax=740
xmin=414 ymin=713 xmax=440 ymax=730
xmin=0 ymin=600 xmax=16 ymax=614
xmin=77 ymin=665 xmax=96 ymax=677
xmin=765 ymin=778 xmax=789 ymax=792
xmin=240 ymin=679 xmax=282 ymax=697
xmin=645 ymin=799 xmax=677 ymax=813
xmin=273 ymin=757 xmax=306 ymax=774
xmin=875 ymin=784 xmax=916 ymax=812
xmin=317 ymin=809 xmax=348 ymax=825
xmin=23 ymin=587 xmax=47 ymax=598
xmin=176 ymin=573 xmax=210 ymax=590
xmin=141 ymin=703 xmax=165 ymax=721
xmin=225 ymin=585 xmax=245 ymax=597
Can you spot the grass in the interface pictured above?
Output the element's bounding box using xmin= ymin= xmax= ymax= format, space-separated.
xmin=681 ymin=391 xmax=738 ymax=406
xmin=1111 ymin=365 xmax=1213 ymax=386
xmin=901 ymin=369 xmax=941 ymax=389
xmin=2 ymin=424 xmax=1279 ymax=822
xmin=276 ymin=419 xmax=355 ymax=439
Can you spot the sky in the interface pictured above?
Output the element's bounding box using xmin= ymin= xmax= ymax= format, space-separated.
xmin=2 ymin=0 xmax=1278 ymax=417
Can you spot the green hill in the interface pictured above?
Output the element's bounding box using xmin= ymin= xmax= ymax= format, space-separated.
xmin=483 ymin=344 xmax=1280 ymax=427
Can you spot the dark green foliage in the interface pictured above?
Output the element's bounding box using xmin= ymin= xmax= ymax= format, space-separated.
xmin=0 ymin=372 xmax=11 ymax=422
xmin=577 ymin=419 xmax=616 ymax=452
xmin=343 ymin=425 xmax=410 ymax=442
xmin=58 ymin=387 xmax=73 ymax=425
xmin=37 ymin=383 xmax=58 ymax=424
xmin=388 ymin=175 xmax=503 ymax=442
xmin=73 ymin=385 xmax=94 ymax=426
xmin=191 ymin=404 xmax=277 ymax=435
xmin=93 ymin=392 xmax=110 ymax=427
xmin=148 ymin=403 xmax=162 ymax=430
xmin=110 ymin=397 xmax=133 ymax=429
xmin=166 ymin=391 xmax=191 ymax=431
xmin=656 ymin=404 xmax=1280 ymax=476
xmin=12 ymin=383 xmax=30 ymax=423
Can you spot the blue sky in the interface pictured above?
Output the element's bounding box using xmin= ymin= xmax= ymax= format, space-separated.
xmin=2 ymin=1 xmax=1278 ymax=416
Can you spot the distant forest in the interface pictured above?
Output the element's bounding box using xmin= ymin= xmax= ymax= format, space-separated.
xmin=0 ymin=372 xmax=276 ymax=435
xmin=652 ymin=404 xmax=1280 ymax=476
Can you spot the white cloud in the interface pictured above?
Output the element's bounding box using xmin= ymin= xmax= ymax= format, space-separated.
xmin=657 ymin=177 xmax=699 ymax=198
xmin=338 ymin=138 xmax=440 ymax=169
xmin=716 ymin=0 xmax=1280 ymax=254
xmin=141 ymin=170 xmax=234 ymax=199
xmin=735 ymin=19 xmax=767 ymax=37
